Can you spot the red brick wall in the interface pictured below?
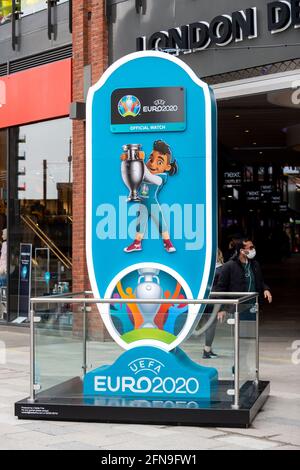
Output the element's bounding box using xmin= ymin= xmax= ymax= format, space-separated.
xmin=72 ymin=0 xmax=109 ymax=340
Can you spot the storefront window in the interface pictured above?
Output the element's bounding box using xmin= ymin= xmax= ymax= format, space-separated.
xmin=0 ymin=129 xmax=7 ymax=322
xmin=8 ymin=117 xmax=72 ymax=322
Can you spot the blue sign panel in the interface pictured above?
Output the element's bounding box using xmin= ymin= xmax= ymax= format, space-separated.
xmin=84 ymin=346 xmax=218 ymax=400
xmin=85 ymin=51 xmax=218 ymax=399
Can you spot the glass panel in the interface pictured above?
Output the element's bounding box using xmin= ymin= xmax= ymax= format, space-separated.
xmin=183 ymin=308 xmax=235 ymax=404
xmin=86 ymin=320 xmax=122 ymax=379
xmin=238 ymin=300 xmax=257 ymax=390
xmin=32 ymin=298 xmax=237 ymax=408
xmin=22 ymin=0 xmax=52 ymax=16
xmin=85 ymin=306 xmax=236 ymax=405
xmin=8 ymin=118 xmax=72 ymax=322
xmin=31 ymin=294 xmax=262 ymax=411
xmin=34 ymin=302 xmax=79 ymax=395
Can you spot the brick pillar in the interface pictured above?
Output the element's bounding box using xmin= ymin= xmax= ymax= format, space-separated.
xmin=72 ymin=0 xmax=108 ymax=340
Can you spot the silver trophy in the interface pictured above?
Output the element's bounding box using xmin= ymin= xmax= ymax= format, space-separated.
xmin=135 ymin=268 xmax=163 ymax=329
xmin=121 ymin=144 xmax=145 ymax=202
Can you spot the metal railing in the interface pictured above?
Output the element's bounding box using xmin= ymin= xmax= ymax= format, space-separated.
xmin=28 ymin=291 xmax=260 ymax=411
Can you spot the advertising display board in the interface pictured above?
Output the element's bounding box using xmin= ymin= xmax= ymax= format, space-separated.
xmin=85 ymin=51 xmax=218 ymax=401
xmin=17 ymin=243 xmax=32 ymax=319
xmin=15 ymin=51 xmax=270 ymax=428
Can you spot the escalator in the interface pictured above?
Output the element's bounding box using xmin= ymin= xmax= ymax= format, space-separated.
xmin=14 ymin=214 xmax=74 ymax=321
xmin=21 ymin=214 xmax=72 ymax=270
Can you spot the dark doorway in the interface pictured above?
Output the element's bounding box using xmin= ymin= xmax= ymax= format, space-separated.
xmin=218 ymin=89 xmax=300 ymax=325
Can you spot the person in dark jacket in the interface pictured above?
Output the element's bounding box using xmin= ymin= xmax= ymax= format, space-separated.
xmin=215 ymin=238 xmax=272 ymax=319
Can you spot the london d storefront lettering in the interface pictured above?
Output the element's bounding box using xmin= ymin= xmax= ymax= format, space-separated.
xmin=137 ymin=1 xmax=300 ymax=53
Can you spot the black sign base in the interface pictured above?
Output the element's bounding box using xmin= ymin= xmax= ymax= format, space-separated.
xmin=15 ymin=378 xmax=269 ymax=428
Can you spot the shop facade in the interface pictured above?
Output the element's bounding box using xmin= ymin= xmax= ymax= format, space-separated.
xmin=105 ymin=0 xmax=300 ymax=258
xmin=1 ymin=0 xmax=300 ymax=326
xmin=8 ymin=0 xmax=299 ymax=425
xmin=70 ymin=0 xmax=300 ymax=338
xmin=0 ymin=2 xmax=72 ymax=322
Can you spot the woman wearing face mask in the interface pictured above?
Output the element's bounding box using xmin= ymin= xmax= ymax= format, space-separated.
xmin=215 ymin=238 xmax=272 ymax=320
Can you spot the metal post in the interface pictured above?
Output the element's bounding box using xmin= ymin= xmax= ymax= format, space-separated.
xmin=255 ymin=295 xmax=260 ymax=385
xmin=82 ymin=302 xmax=87 ymax=376
xmin=28 ymin=304 xmax=36 ymax=403
xmin=57 ymin=261 xmax=61 ymax=316
xmin=232 ymin=305 xmax=240 ymax=410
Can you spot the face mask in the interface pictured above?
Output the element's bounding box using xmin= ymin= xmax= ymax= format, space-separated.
xmin=245 ymin=249 xmax=256 ymax=260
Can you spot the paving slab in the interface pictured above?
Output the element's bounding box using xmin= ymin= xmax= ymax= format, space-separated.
xmin=0 ymin=436 xmax=46 ymax=451
xmin=269 ymin=433 xmax=300 ymax=446
xmin=102 ymin=435 xmax=221 ymax=451
xmin=214 ymin=435 xmax=281 ymax=450
xmin=274 ymin=445 xmax=300 ymax=450
xmin=46 ymin=441 xmax=101 ymax=450
xmin=1 ymin=312 xmax=300 ymax=451
xmin=18 ymin=421 xmax=83 ymax=436
xmin=214 ymin=445 xmax=256 ymax=450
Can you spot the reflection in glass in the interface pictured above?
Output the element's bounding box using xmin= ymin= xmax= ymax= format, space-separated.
xmin=9 ymin=118 xmax=72 ymax=321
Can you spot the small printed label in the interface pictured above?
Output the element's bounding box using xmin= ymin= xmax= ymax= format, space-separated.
xmin=20 ymin=406 xmax=59 ymax=417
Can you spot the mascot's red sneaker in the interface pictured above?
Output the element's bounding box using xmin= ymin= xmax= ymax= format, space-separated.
xmin=124 ymin=240 xmax=142 ymax=253
xmin=164 ymin=239 xmax=176 ymax=253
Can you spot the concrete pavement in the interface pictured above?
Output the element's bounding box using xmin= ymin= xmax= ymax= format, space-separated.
xmin=0 ymin=320 xmax=299 ymax=451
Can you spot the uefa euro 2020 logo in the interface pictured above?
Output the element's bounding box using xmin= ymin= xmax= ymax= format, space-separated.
xmin=85 ymin=51 xmax=219 ymax=401
xmin=118 ymin=95 xmax=141 ymax=118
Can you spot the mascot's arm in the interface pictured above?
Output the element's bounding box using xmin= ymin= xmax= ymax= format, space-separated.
xmin=143 ymin=165 xmax=162 ymax=186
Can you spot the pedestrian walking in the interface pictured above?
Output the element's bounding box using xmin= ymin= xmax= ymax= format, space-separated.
xmin=215 ymin=238 xmax=272 ymax=320
xmin=202 ymin=249 xmax=225 ymax=359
